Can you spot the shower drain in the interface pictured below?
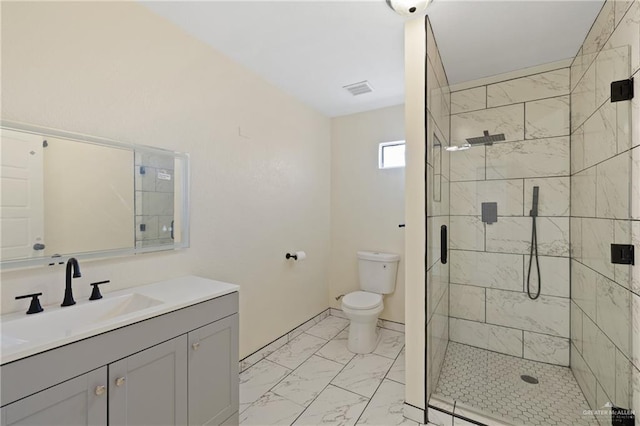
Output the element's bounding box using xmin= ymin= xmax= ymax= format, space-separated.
xmin=521 ymin=375 xmax=539 ymax=384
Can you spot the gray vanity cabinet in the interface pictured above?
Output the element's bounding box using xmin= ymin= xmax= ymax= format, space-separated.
xmin=0 ymin=292 xmax=239 ymax=426
xmin=1 ymin=367 xmax=107 ymax=426
xmin=188 ymin=314 xmax=238 ymax=426
xmin=109 ymin=336 xmax=188 ymax=426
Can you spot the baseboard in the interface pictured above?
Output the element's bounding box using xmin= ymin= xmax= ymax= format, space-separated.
xmin=239 ymin=308 xmax=330 ymax=372
xmin=240 ymin=308 xmax=406 ymax=372
xmin=330 ymin=308 xmax=405 ymax=333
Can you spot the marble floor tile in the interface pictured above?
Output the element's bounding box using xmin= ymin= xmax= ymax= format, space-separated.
xmin=331 ymin=353 xmax=394 ymax=398
xmin=267 ymin=332 xmax=328 ymax=370
xmin=272 ymin=355 xmax=344 ymax=407
xmin=240 ymin=359 xmax=291 ymax=407
xmin=316 ymin=330 xmax=355 ymax=365
xmin=239 ymin=392 xmax=305 ymax=425
xmin=386 ymin=349 xmax=406 ymax=384
xmin=240 ymin=316 xmax=412 ymax=426
xmin=373 ymin=328 xmax=405 ymax=359
xmin=306 ymin=316 xmax=350 ymax=340
xmin=356 ymin=379 xmax=417 ymax=425
xmin=293 ymin=385 xmax=368 ymax=426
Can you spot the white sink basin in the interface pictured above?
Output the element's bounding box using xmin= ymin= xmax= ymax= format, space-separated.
xmin=1 ymin=275 xmax=240 ymax=365
xmin=1 ymin=293 xmax=162 ymax=351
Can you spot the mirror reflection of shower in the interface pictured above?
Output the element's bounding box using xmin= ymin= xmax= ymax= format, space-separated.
xmin=444 ymin=130 xmax=506 ymax=152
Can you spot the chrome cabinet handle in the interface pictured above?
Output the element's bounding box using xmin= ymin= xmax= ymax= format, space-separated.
xmin=95 ymin=385 xmax=106 ymax=396
xmin=192 ymin=342 xmax=200 ymax=351
xmin=115 ymin=377 xmax=126 ymax=387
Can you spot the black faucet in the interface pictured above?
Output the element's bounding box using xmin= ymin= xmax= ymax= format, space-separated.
xmin=62 ymin=258 xmax=82 ymax=307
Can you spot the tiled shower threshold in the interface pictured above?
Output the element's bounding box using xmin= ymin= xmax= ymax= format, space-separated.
xmin=430 ymin=342 xmax=599 ymax=425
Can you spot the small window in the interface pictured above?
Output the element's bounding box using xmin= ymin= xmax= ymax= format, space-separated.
xmin=378 ymin=141 xmax=405 ymax=169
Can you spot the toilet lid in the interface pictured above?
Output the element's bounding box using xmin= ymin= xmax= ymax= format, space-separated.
xmin=342 ymin=291 xmax=382 ymax=310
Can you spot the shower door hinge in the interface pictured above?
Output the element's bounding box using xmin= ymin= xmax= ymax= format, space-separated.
xmin=611 ymin=244 xmax=634 ymax=265
xmin=611 ymin=78 xmax=634 ymax=102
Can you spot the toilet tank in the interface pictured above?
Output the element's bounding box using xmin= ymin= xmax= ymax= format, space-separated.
xmin=357 ymin=251 xmax=401 ymax=294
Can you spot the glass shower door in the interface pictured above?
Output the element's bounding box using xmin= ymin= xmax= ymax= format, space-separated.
xmin=427 ymin=41 xmax=637 ymax=426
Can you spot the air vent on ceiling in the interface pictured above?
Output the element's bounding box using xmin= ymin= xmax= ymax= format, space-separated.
xmin=343 ymin=80 xmax=374 ymax=96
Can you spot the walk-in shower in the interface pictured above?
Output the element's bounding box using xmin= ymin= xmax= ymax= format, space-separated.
xmin=423 ymin=7 xmax=638 ymax=424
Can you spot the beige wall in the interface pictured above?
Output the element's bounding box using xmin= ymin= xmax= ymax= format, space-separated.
xmin=0 ymin=1 xmax=331 ymax=359
xmin=403 ymin=17 xmax=428 ymax=411
xmin=329 ymin=105 xmax=405 ymax=322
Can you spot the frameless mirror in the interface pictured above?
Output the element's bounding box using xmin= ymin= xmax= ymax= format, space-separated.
xmin=0 ymin=123 xmax=189 ymax=269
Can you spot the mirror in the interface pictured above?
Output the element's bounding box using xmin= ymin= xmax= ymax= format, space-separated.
xmin=0 ymin=122 xmax=189 ymax=269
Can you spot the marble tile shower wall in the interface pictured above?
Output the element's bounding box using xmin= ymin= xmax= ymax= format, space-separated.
xmin=448 ymin=67 xmax=572 ymax=367
xmin=569 ymin=0 xmax=640 ymax=417
xmin=425 ymin=17 xmax=451 ymax=401
xmin=134 ymin=152 xmax=175 ymax=248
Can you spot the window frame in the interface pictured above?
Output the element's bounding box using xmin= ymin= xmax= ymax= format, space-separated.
xmin=378 ymin=140 xmax=406 ymax=169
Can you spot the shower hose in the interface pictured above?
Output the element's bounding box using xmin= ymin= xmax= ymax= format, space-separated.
xmin=526 ymin=213 xmax=541 ymax=300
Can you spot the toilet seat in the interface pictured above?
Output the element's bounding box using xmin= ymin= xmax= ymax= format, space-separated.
xmin=342 ymin=291 xmax=382 ymax=310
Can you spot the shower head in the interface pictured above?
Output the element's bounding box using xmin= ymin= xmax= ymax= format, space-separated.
xmin=466 ymin=130 xmax=505 ymax=146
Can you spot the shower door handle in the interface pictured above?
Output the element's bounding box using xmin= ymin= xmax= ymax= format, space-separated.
xmin=441 ymin=225 xmax=447 ymax=264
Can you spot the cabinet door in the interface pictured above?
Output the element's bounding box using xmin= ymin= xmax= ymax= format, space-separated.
xmin=1 ymin=367 xmax=107 ymax=426
xmin=188 ymin=314 xmax=238 ymax=426
xmin=109 ymin=336 xmax=187 ymax=426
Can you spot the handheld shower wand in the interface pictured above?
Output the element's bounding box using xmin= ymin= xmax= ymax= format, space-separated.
xmin=530 ymin=186 xmax=539 ymax=217
xmin=526 ymin=186 xmax=541 ymax=300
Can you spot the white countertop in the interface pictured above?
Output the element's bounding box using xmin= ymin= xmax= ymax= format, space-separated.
xmin=1 ymin=275 xmax=239 ymax=365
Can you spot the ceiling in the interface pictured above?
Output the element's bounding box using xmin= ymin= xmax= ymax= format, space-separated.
xmin=143 ymin=0 xmax=604 ymax=118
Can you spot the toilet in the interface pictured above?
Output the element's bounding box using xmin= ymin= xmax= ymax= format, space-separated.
xmin=341 ymin=251 xmax=400 ymax=354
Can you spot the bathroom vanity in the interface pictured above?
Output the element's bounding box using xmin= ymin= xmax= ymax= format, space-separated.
xmin=0 ymin=276 xmax=239 ymax=426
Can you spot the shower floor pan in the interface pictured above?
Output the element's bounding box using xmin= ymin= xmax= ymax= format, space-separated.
xmin=432 ymin=342 xmax=599 ymax=425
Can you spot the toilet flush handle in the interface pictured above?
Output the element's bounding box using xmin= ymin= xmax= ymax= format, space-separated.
xmin=335 ymin=294 xmax=345 ymax=301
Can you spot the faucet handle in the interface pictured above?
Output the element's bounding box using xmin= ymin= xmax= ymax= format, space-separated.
xmin=15 ymin=292 xmax=44 ymax=315
xmin=89 ymin=280 xmax=110 ymax=301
